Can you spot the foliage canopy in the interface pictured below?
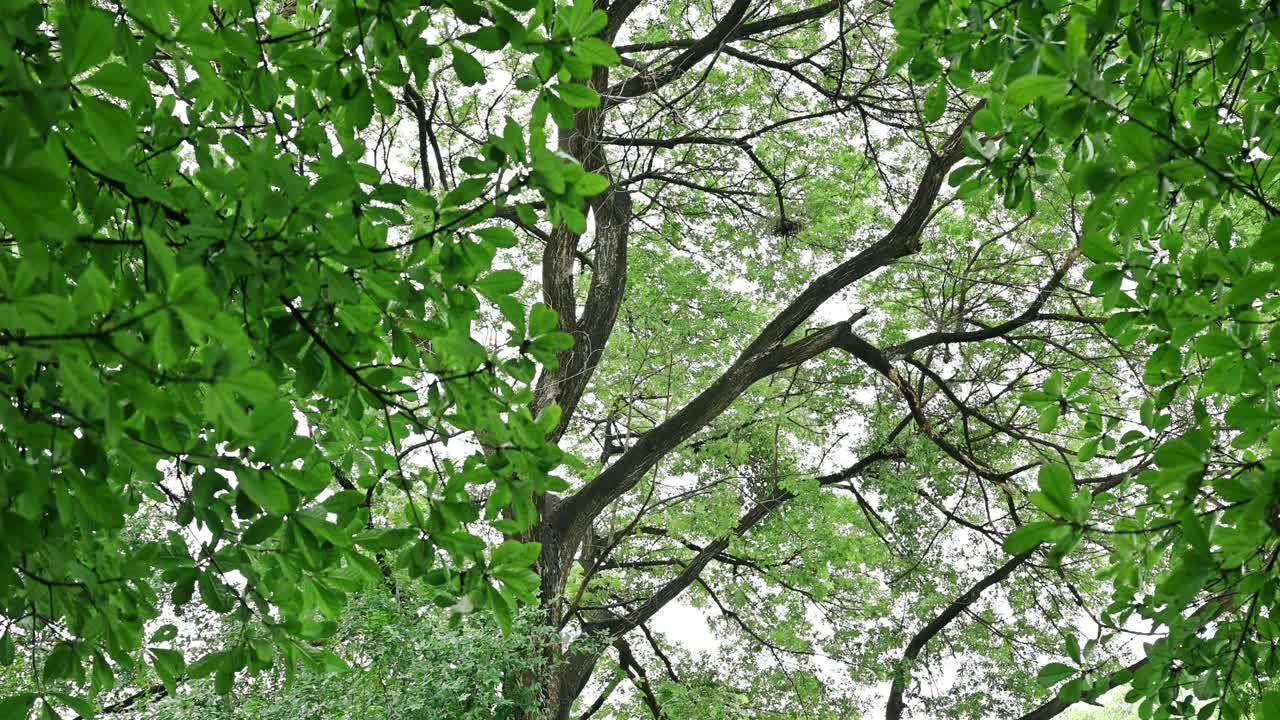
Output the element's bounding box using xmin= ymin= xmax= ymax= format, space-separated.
xmin=1 ymin=0 xmax=616 ymax=715
xmin=3 ymin=0 xmax=1280 ymax=719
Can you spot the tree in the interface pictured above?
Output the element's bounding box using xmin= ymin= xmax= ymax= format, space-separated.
xmin=5 ymin=1 xmax=1280 ymax=720
xmin=0 ymin=0 xmax=617 ymax=716
xmin=893 ymin=0 xmax=1280 ymax=717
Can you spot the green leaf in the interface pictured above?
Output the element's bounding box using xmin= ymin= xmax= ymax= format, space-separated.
xmin=82 ymin=62 xmax=149 ymax=104
xmin=474 ymin=227 xmax=519 ymax=248
xmin=0 ymin=630 xmax=13 ymax=666
xmin=1038 ymin=404 xmax=1060 ymax=432
xmin=556 ymin=83 xmax=599 ymax=109
xmin=0 ymin=694 xmax=36 ymax=720
xmin=460 ymin=27 xmax=508 ymax=51
xmin=1191 ymin=6 xmax=1244 ymax=33
xmin=923 ymin=82 xmax=947 ymax=123
xmin=1003 ymin=521 xmax=1060 ymax=554
xmin=909 ymin=55 xmax=942 ymax=84
xmin=315 ymin=650 xmax=351 ymax=673
xmin=1178 ymin=507 xmax=1211 ymax=557
xmin=1065 ymin=14 xmax=1087 ymax=62
xmin=474 ymin=269 xmax=524 ymax=299
xmin=572 ymin=37 xmax=620 ymax=67
xmin=215 ymin=666 xmax=234 ymax=695
xmin=574 ymin=172 xmax=610 ymax=196
xmin=79 ymin=96 xmax=136 ymax=160
xmin=491 ymin=540 xmax=541 ymax=569
xmin=1262 ymin=691 xmax=1280 ymax=720
xmin=1058 ymin=677 xmax=1087 ymax=705
xmin=1112 ymin=123 xmax=1156 ymax=164
xmin=198 ymin=573 xmax=236 ymax=613
xmin=529 ymin=303 xmax=560 ymax=336
xmin=1037 ymin=464 xmax=1074 ymax=515
xmin=1080 ymin=231 xmax=1123 ymax=263
xmin=0 ymin=166 xmax=64 ymax=234
xmin=50 ymin=693 xmax=93 ymax=719
xmin=1064 ymin=634 xmax=1081 ymax=664
xmin=239 ymin=471 xmax=292 ymax=516
xmin=1005 ymin=74 xmax=1070 ymax=107
xmin=1154 ymin=439 xmax=1202 ymax=471
xmin=354 ymin=528 xmax=418 ymax=551
xmin=242 ymin=514 xmax=283 ymax=545
xmin=531 ymin=332 xmax=574 ymax=353
xmin=451 ymin=47 xmax=486 ymax=85
xmin=435 ymin=335 xmax=488 ymax=371
xmin=1194 ymin=331 xmax=1238 ymax=357
xmin=42 ymin=642 xmax=75 ymax=682
xmin=536 ymin=404 xmax=562 ymax=434
xmin=1249 ymin=218 xmax=1280 ymax=261
xmin=495 ymin=567 xmax=539 ymax=603
xmin=1224 ymin=400 xmax=1272 ymax=431
xmin=186 ymin=648 xmax=221 ymax=676
xmin=59 ymin=358 xmax=105 ymax=412
xmin=487 ymin=584 xmax=513 ymax=634
xmin=1065 ymin=371 xmax=1091 ymax=396
xmin=1036 ymin=662 xmax=1076 ymax=687
xmin=72 ymin=263 xmax=112 ymax=317
xmin=64 ymin=9 xmax=115 ymax=74
xmin=1226 ymin=271 xmax=1274 ymax=306
xmin=1044 ymin=371 xmax=1063 ymax=397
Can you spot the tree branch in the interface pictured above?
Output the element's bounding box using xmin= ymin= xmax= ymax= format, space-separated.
xmin=550 ymin=119 xmax=970 ymax=536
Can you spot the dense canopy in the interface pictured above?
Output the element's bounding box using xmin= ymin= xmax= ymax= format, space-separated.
xmin=2 ymin=0 xmax=1279 ymax=719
